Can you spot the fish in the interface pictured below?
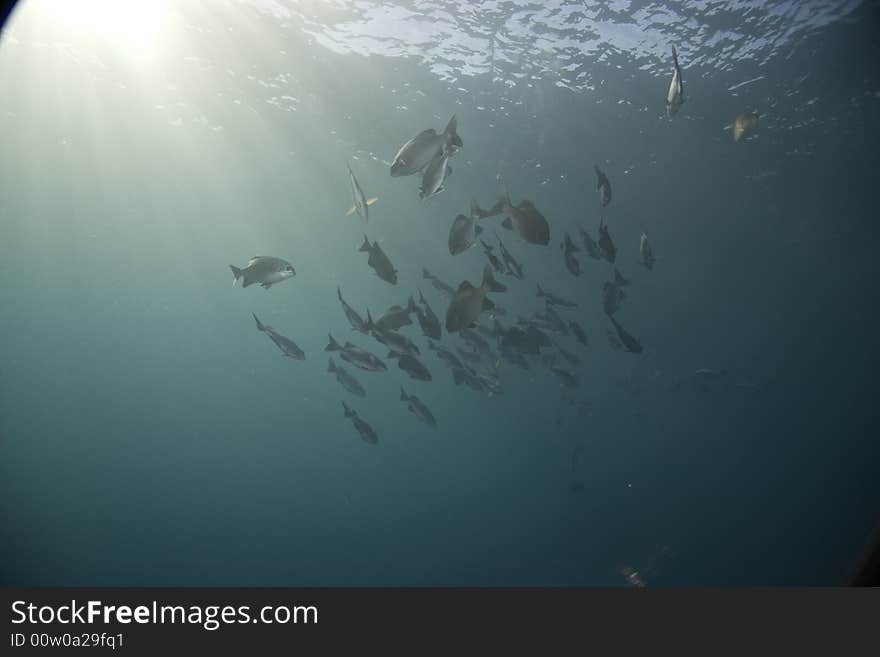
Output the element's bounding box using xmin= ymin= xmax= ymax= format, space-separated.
xmin=595 ymin=165 xmax=612 ymax=207
xmin=553 ymin=340 xmax=581 ymax=367
xmin=733 ymin=111 xmax=759 ymax=142
xmin=602 ymin=278 xmax=627 ymax=317
xmin=598 ymin=219 xmax=617 ymax=263
xmin=614 ymin=268 xmax=631 ymax=287
xmin=536 ymin=283 xmax=578 ymax=309
xmin=252 ymin=313 xmax=305 ymax=360
xmin=400 ymin=386 xmax=437 ymax=427
xmin=480 ymin=239 xmax=505 ymax=274
xmin=229 ymin=256 xmax=295 ymax=290
xmin=451 ymin=365 xmax=485 ymax=392
xmin=561 ymin=232 xmax=581 ymax=277
xmin=345 ymin=162 xmax=378 ymax=222
xmin=445 ymin=265 xmax=499 ymax=333
xmin=375 ymin=297 xmax=417 ymax=332
xmin=495 ymin=233 xmax=524 ymax=279
xmin=541 ymin=303 xmax=569 ymax=335
xmin=455 ymin=345 xmax=483 ymax=365
xmin=639 ymin=233 xmax=655 ymax=270
xmin=448 ymin=201 xmax=484 ymax=255
xmin=419 ymin=148 xmax=453 ymax=199
xmin=327 ymin=357 xmax=366 ymax=397
xmin=608 ymin=316 xmax=643 ymax=353
xmin=428 ymin=340 xmax=465 ymax=369
xmin=496 ymin=319 xmax=542 ymax=355
xmin=325 ymin=333 xmax=388 ymax=372
xmin=365 ymin=311 xmax=421 ymax=358
xmin=497 ymin=191 xmax=550 ymax=246
xmin=390 ymin=114 xmax=462 ymax=177
xmin=358 ymin=234 xmax=398 ymax=285
xmin=500 ymin=345 xmax=530 ymax=369
xmin=337 ymin=286 xmax=369 ymax=333
xmin=388 ymin=352 xmax=432 ymax=381
xmin=422 ymin=267 xmax=456 ymax=298
xmin=460 ymin=327 xmax=494 ymax=358
xmin=414 ymin=289 xmax=442 ymax=340
xmin=342 ymin=401 xmax=379 ymax=444
xmin=579 ymin=227 xmax=602 ymax=260
xmin=568 ymin=319 xmax=588 ymax=347
xmin=666 ymin=45 xmax=684 ymax=118
xmin=551 ymin=366 xmax=580 ymax=389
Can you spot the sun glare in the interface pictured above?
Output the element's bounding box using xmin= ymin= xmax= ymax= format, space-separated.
xmin=30 ymin=0 xmax=166 ymax=58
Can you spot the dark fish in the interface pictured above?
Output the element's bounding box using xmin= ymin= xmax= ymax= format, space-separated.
xmin=551 ymin=366 xmax=580 ymax=389
xmin=391 ymin=114 xmax=462 ymax=177
xmin=536 ymin=283 xmax=578 ymax=309
xmin=608 ymin=316 xmax=643 ymax=353
xmin=358 ymin=234 xmax=398 ymax=285
xmin=640 ymin=233 xmax=655 ymax=270
xmin=252 ymin=313 xmax=305 ymax=360
xmin=427 ymin=340 xmax=464 ymax=369
xmin=561 ymin=232 xmax=581 ymax=277
xmin=445 ymin=265 xmax=499 ymax=332
xmin=342 ymin=401 xmax=378 ymax=444
xmin=400 ymin=386 xmax=437 ymax=427
xmin=595 ymin=165 xmax=612 ymax=207
xmin=598 ymin=219 xmax=617 ymax=263
xmin=497 ymin=191 xmax=550 ymax=246
xmin=568 ymin=319 xmax=588 ymax=347
xmin=448 ymin=201 xmax=484 ymax=255
xmin=451 ymin=365 xmax=484 ymax=392
xmin=496 ymin=319 xmax=541 ymax=355
xmin=500 ymin=345 xmax=530 ymax=369
xmin=455 ymin=345 xmax=483 ymax=365
xmin=579 ymin=227 xmax=602 ymax=260
xmin=480 ymin=239 xmax=505 ymax=275
xmin=325 ymin=333 xmax=387 ymax=372
xmin=337 ymin=286 xmax=369 ymax=333
xmin=553 ymin=340 xmax=581 ymax=367
xmin=230 ymin=256 xmax=295 ymax=290
xmin=495 ymin=233 xmax=524 ymax=279
xmin=389 ymin=351 xmax=432 ymax=381
xmin=415 ymin=289 xmax=442 ymax=340
xmin=328 ymin=357 xmax=366 ymax=397
xmin=365 ymin=311 xmax=420 ymax=357
xmin=375 ymin=297 xmax=417 ymax=332
xmin=422 ymin=267 xmax=455 ymax=298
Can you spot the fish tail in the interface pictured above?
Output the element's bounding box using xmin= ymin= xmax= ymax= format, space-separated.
xmin=444 ymin=113 xmax=462 ymax=149
xmin=230 ymin=265 xmax=243 ymax=286
xmin=252 ymin=313 xmax=266 ymax=331
xmin=358 ymin=234 xmax=371 ymax=252
xmin=325 ymin=333 xmax=342 ymax=352
xmin=399 ymin=386 xmax=408 ymax=402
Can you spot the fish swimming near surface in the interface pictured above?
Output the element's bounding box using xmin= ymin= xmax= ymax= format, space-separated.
xmin=342 ymin=401 xmax=379 ymax=444
xmin=337 ymin=286 xmax=369 ymax=333
xmin=497 ymin=191 xmax=550 ymax=246
xmin=579 ymin=227 xmax=602 ymax=260
xmin=448 ymin=201 xmax=484 ymax=255
xmin=389 ymin=352 xmax=432 ymax=381
xmin=345 ymin=162 xmax=378 ymax=222
xmin=358 ymin=234 xmax=398 ymax=285
xmin=252 ymin=313 xmax=305 ymax=360
xmin=445 ymin=265 xmax=499 ymax=332
xmin=597 ymin=219 xmax=617 ymax=263
xmin=595 ymin=165 xmax=612 ymax=207
xmin=400 ymin=386 xmax=437 ymax=427
xmin=666 ymin=45 xmax=684 ymax=117
xmin=536 ymin=283 xmax=578 ymax=309
xmin=325 ymin=333 xmax=388 ymax=372
xmin=640 ymin=233 xmax=655 ymax=270
xmin=328 ymin=357 xmax=366 ymax=397
xmin=230 ymin=256 xmax=295 ymax=290
xmin=733 ymin=111 xmax=759 ymax=142
xmin=375 ymin=297 xmax=417 ymax=332
xmin=419 ymin=148 xmax=453 ymax=199
xmin=608 ymin=316 xmax=643 ymax=354
xmin=568 ymin=319 xmax=588 ymax=347
xmin=390 ymin=114 xmax=463 ymax=177
xmin=414 ymin=289 xmax=442 ymax=340
xmin=422 ymin=267 xmax=456 ymax=298
xmin=561 ymin=232 xmax=581 ymax=277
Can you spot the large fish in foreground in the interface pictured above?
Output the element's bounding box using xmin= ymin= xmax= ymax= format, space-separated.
xmin=342 ymin=401 xmax=379 ymax=444
xmin=358 ymin=235 xmax=398 ymax=285
xmin=595 ymin=165 xmax=612 ymax=207
xmin=448 ymin=201 xmax=484 ymax=255
xmin=419 ymin=148 xmax=453 ymax=199
xmin=252 ymin=313 xmax=305 ymax=360
xmin=345 ymin=162 xmax=378 ymax=222
xmin=400 ymin=387 xmax=437 ymax=427
xmin=390 ymin=114 xmax=463 ymax=177
xmin=666 ymin=45 xmax=684 ymax=117
xmin=445 ymin=265 xmax=499 ymax=332
xmin=328 ymin=357 xmax=366 ymax=397
xmin=230 ymin=256 xmax=295 ymax=290
xmin=496 ymin=192 xmax=550 ymax=246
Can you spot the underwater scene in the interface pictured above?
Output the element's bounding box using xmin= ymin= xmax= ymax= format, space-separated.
xmin=0 ymin=0 xmax=878 ymax=586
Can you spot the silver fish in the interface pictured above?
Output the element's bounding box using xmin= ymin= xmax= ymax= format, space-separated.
xmin=666 ymin=45 xmax=684 ymax=117
xmin=342 ymin=401 xmax=378 ymax=444
xmin=595 ymin=165 xmax=612 ymax=207
xmin=230 ymin=256 xmax=295 ymax=290
xmin=337 ymin=286 xmax=369 ymax=334
xmin=496 ymin=233 xmax=524 ymax=279
xmin=328 ymin=357 xmax=366 ymax=397
xmin=390 ymin=114 xmax=462 ymax=177
xmin=252 ymin=313 xmax=305 ymax=360
xmin=325 ymin=333 xmax=388 ymax=372
xmin=640 ymin=232 xmax=655 ymax=270
xmin=419 ymin=149 xmax=453 ymax=199
xmin=608 ymin=316 xmax=643 ymax=353
xmin=400 ymin=386 xmax=437 ymax=427
xmin=345 ymin=162 xmax=378 ymax=222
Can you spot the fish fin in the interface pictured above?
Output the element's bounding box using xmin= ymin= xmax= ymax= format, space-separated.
xmin=345 ymin=205 xmax=357 ymax=216
xmin=328 ymin=358 xmax=336 ymax=373
xmin=399 ymin=386 xmax=408 ymax=401
xmin=230 ymin=265 xmax=243 ymax=286
xmin=358 ymin=234 xmax=371 ymax=252
xmin=444 ymin=114 xmax=462 ymax=149
xmin=501 ymin=217 xmax=512 ymax=230
xmin=366 ymin=197 xmax=379 ymax=206
xmin=325 ymin=333 xmax=342 ymax=352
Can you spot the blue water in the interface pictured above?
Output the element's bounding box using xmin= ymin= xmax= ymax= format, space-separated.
xmin=1 ymin=0 xmax=878 ymax=586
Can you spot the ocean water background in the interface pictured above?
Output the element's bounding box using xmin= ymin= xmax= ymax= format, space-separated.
xmin=0 ymin=0 xmax=878 ymax=586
